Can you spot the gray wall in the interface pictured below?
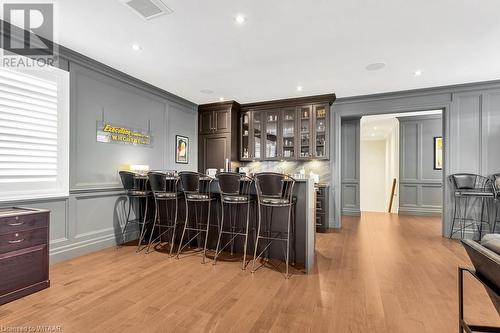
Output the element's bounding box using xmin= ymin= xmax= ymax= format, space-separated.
xmin=398 ymin=115 xmax=443 ymax=215
xmin=0 ymin=55 xmax=198 ymax=262
xmin=331 ymin=81 xmax=500 ymax=237
xmin=340 ymin=118 xmax=360 ymax=215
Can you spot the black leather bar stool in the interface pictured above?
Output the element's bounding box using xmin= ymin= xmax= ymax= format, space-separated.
xmin=251 ymin=172 xmax=296 ymax=278
xmin=176 ymin=171 xmax=216 ymax=263
xmin=213 ymin=172 xmax=254 ymax=270
xmin=449 ymin=173 xmax=495 ymax=240
xmin=119 ymin=171 xmax=151 ymax=250
xmin=146 ymin=171 xmax=180 ymax=255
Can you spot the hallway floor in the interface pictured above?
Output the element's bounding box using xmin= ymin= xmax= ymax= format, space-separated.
xmin=0 ymin=213 xmax=498 ymax=332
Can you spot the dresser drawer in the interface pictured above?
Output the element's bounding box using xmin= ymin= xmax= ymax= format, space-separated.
xmin=0 ymin=227 xmax=48 ymax=254
xmin=0 ymin=212 xmax=49 ymax=235
xmin=0 ymin=244 xmax=49 ymax=297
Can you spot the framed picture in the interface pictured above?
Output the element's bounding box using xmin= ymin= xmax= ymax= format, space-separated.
xmin=175 ymin=135 xmax=189 ymax=164
xmin=434 ymin=136 xmax=443 ymax=170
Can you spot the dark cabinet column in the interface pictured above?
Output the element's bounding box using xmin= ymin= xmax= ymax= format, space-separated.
xmin=197 ymin=101 xmax=240 ymax=172
xmin=200 ymin=134 xmax=230 ymax=171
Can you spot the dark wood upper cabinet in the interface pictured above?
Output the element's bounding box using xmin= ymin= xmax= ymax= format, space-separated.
xmin=313 ymin=103 xmax=330 ymax=160
xmin=198 ymin=103 xmax=233 ymax=135
xmin=214 ymin=110 xmax=230 ymax=133
xmin=263 ymin=109 xmax=281 ymax=160
xmin=238 ymin=94 xmax=335 ymax=162
xmin=198 ymin=101 xmax=240 ymax=172
xmin=199 ymin=112 xmax=213 ymax=134
xmin=281 ymin=107 xmax=297 ymax=160
xmin=240 ymin=111 xmax=252 ymax=161
xmin=298 ymin=105 xmax=313 ymax=160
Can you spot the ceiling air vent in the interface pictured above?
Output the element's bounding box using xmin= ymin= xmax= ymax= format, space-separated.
xmin=121 ymin=0 xmax=173 ymax=20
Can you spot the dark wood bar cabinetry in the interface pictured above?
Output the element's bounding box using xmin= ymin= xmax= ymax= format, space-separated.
xmin=0 ymin=207 xmax=50 ymax=305
xmin=198 ymin=101 xmax=240 ymax=172
xmin=198 ymin=94 xmax=334 ymax=169
xmin=240 ymin=94 xmax=335 ymax=162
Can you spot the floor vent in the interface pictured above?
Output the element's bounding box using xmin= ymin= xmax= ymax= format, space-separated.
xmin=121 ymin=0 xmax=173 ymax=20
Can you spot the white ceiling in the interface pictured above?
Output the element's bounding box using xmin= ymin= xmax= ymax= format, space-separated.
xmin=361 ymin=110 xmax=442 ymax=140
xmin=45 ymin=1 xmax=500 ymax=104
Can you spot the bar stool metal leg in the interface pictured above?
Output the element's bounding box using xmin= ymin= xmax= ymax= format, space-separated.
xmin=213 ymin=199 xmax=225 ymax=265
xmin=169 ymin=197 xmax=179 ymax=256
xmin=146 ymin=199 xmax=159 ymax=253
xmin=242 ymin=201 xmax=251 ymax=270
xmin=176 ymin=199 xmax=189 ymax=259
xmin=251 ymin=203 xmax=262 ymax=274
xmin=202 ymin=200 xmax=211 ymax=264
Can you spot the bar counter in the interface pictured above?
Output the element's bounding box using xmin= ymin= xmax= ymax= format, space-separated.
xmin=144 ymin=176 xmax=316 ymax=273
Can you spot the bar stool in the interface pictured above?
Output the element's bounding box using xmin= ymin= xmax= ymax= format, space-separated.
xmin=176 ymin=171 xmax=216 ymax=263
xmin=119 ymin=171 xmax=151 ymax=250
xmin=146 ymin=171 xmax=180 ymax=255
xmin=251 ymin=172 xmax=296 ymax=278
xmin=213 ymin=172 xmax=254 ymax=270
xmin=492 ymin=173 xmax=500 ymax=234
xmin=449 ymin=173 xmax=495 ymax=240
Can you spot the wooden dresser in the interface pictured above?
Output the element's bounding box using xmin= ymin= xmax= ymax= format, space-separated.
xmin=0 ymin=207 xmax=50 ymax=305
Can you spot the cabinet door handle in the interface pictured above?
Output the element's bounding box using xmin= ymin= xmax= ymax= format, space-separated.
xmin=8 ymin=238 xmax=24 ymax=244
xmin=8 ymin=221 xmax=24 ymax=226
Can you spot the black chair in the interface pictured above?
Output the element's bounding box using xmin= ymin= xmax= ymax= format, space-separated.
xmin=176 ymin=171 xmax=217 ymax=263
xmin=459 ymin=236 xmax=500 ymax=332
xmin=146 ymin=171 xmax=180 ymax=255
xmin=251 ymin=172 xmax=296 ymax=278
xmin=449 ymin=174 xmax=495 ymax=240
xmin=213 ymin=172 xmax=254 ymax=270
xmin=119 ymin=171 xmax=151 ymax=250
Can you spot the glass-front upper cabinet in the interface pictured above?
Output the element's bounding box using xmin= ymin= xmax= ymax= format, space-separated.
xmin=253 ymin=111 xmax=262 ymax=160
xmin=264 ymin=110 xmax=280 ymax=160
xmin=281 ymin=108 xmax=296 ymax=159
xmin=240 ymin=111 xmax=251 ymax=160
xmin=313 ymin=104 xmax=329 ymax=159
xmin=298 ymin=105 xmax=312 ymax=159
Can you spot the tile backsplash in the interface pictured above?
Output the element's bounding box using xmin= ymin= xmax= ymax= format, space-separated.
xmin=241 ymin=160 xmax=331 ymax=183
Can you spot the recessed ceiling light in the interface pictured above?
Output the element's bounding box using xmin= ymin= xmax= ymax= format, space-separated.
xmin=414 ymin=70 xmax=423 ymax=76
xmin=297 ymin=86 xmax=303 ymax=92
xmin=366 ymin=62 xmax=386 ymax=71
xmin=219 ymin=97 xmax=225 ymax=102
xmin=131 ymin=43 xmax=142 ymax=51
xmin=235 ymin=14 xmax=246 ymax=24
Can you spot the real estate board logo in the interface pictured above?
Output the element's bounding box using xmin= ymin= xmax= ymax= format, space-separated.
xmin=1 ymin=3 xmax=56 ymax=68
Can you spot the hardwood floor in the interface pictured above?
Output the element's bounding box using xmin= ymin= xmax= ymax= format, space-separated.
xmin=1 ymin=212 xmax=499 ymax=332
